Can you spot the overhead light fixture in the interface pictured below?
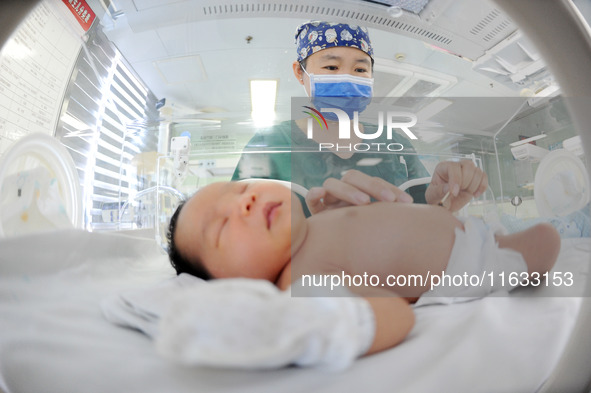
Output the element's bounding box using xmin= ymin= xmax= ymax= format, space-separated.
xmin=250 ymin=79 xmax=278 ymax=127
xmin=373 ymin=0 xmax=430 ymax=14
xmin=387 ymin=6 xmax=403 ymax=17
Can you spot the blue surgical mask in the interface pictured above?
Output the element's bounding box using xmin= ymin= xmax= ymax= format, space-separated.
xmin=302 ymin=67 xmax=374 ymax=121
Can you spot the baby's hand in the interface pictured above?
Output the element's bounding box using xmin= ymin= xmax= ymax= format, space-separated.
xmin=306 ymin=170 xmax=413 ymax=215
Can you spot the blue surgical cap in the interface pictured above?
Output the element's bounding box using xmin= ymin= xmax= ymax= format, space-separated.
xmin=295 ymin=21 xmax=374 ymax=62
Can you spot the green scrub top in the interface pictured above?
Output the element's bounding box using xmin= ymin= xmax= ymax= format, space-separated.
xmin=231 ymin=120 xmax=430 ymax=213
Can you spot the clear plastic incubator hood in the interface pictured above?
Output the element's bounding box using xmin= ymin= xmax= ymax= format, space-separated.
xmin=0 ymin=0 xmax=590 ymax=392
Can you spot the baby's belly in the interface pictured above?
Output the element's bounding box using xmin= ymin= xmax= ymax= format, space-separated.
xmin=300 ymin=203 xmax=463 ymax=295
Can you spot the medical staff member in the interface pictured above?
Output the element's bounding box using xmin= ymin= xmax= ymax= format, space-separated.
xmin=232 ymin=21 xmax=487 ymax=214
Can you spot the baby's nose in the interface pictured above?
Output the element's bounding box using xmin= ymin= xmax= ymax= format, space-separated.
xmin=239 ymin=192 xmax=256 ymax=215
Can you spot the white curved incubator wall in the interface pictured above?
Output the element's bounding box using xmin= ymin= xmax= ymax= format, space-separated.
xmin=0 ymin=0 xmax=591 ymax=392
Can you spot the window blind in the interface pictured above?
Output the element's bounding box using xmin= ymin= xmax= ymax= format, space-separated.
xmin=55 ymin=25 xmax=159 ymax=231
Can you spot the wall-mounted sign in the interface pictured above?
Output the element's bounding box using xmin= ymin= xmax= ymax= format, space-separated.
xmin=61 ymin=0 xmax=95 ymax=31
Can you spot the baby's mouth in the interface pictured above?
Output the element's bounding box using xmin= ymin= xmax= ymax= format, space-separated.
xmin=264 ymin=202 xmax=282 ymax=229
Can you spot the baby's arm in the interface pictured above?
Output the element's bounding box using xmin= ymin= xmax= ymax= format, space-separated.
xmin=364 ymin=296 xmax=414 ymax=355
xmin=349 ymin=286 xmax=415 ymax=355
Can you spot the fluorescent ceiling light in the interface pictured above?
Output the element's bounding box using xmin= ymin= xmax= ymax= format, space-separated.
xmin=250 ymin=79 xmax=278 ymax=127
xmin=250 ymin=80 xmax=277 ymax=114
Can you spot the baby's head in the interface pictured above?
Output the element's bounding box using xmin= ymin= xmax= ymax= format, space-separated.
xmin=167 ymin=180 xmax=305 ymax=282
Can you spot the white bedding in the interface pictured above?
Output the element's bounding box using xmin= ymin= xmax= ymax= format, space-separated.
xmin=0 ymin=230 xmax=588 ymax=393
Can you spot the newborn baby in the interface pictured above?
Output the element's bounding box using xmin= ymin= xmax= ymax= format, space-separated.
xmin=168 ymin=180 xmax=560 ymax=355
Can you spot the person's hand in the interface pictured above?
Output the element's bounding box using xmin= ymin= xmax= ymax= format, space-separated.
xmin=425 ymin=160 xmax=488 ymax=212
xmin=305 ymin=169 xmax=413 ymax=215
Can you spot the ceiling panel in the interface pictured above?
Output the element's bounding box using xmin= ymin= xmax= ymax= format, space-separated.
xmin=154 ymin=55 xmax=207 ymax=84
xmin=100 ymin=0 xmax=538 ymax=132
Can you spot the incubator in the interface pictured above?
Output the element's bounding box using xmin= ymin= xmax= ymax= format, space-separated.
xmin=1 ymin=0 xmax=591 ymax=392
xmin=0 ymin=0 xmax=588 ymax=240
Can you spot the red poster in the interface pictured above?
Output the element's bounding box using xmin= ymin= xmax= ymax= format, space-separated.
xmin=61 ymin=0 xmax=96 ymax=32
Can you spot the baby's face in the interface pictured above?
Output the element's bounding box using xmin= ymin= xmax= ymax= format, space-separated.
xmin=175 ymin=181 xmax=304 ymax=282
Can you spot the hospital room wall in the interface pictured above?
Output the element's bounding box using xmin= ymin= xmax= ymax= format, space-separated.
xmin=0 ymin=1 xmax=162 ymax=231
xmin=0 ymin=2 xmax=79 ymax=153
xmin=0 ymin=0 xmax=256 ymax=235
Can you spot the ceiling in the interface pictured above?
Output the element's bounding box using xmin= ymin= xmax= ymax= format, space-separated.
xmin=88 ymin=0 xmax=560 ymax=136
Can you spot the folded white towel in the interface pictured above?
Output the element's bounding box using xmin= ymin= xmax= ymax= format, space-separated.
xmin=101 ymin=275 xmax=375 ymax=371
